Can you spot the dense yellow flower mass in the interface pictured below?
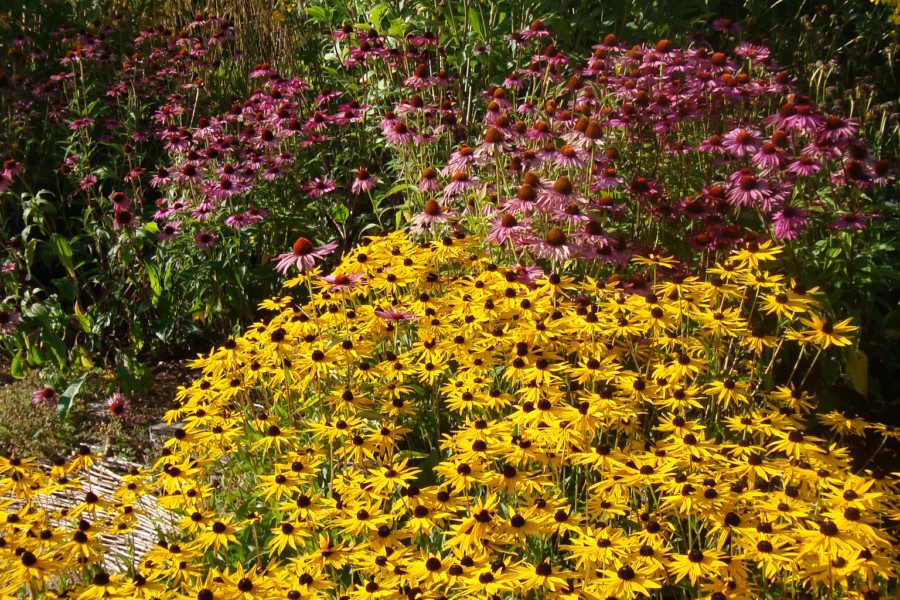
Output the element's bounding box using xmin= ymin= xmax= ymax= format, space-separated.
xmin=0 ymin=231 xmax=897 ymax=599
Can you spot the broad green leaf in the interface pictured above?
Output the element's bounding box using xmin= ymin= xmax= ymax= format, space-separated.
xmin=10 ymin=350 xmax=25 ymax=379
xmin=846 ymin=349 xmax=868 ymax=396
xmin=144 ymin=260 xmax=162 ymax=304
xmin=49 ymin=233 xmax=75 ymax=277
xmin=330 ymin=202 xmax=349 ymax=225
xmin=58 ymin=373 xmax=87 ymax=418
xmin=44 ymin=330 xmax=67 ymax=368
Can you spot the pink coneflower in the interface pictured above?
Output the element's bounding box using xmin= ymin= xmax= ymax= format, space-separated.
xmin=321 ymin=272 xmax=366 ymax=293
xmin=698 ymin=133 xmax=726 ymax=154
xmin=32 ymin=386 xmax=57 ymax=408
xmin=486 ymin=212 xmax=529 ymax=246
xmin=106 ymin=392 xmax=129 ymax=418
xmin=817 ymin=115 xmax=858 ymax=142
xmin=518 ymin=19 xmax=551 ymax=40
xmin=419 ymin=167 xmax=440 ymax=192
xmin=79 ymin=174 xmax=97 ymax=190
xmin=157 ymin=220 xmax=182 ymax=242
xmin=712 ymin=17 xmax=741 ymax=35
xmin=734 ymin=43 xmax=770 ymax=62
xmin=592 ymin=166 xmax=623 ymax=190
xmin=727 ymin=174 xmax=771 ymax=208
xmin=526 ymin=120 xmax=555 ymax=142
xmin=0 ymin=308 xmax=21 ymax=335
xmin=476 ymin=127 xmax=507 ymax=158
xmin=301 ymin=177 xmax=336 ymax=197
xmin=411 ymin=198 xmax=452 ymax=233
xmin=722 ymin=128 xmax=762 ymax=158
xmin=442 ymin=171 xmax=478 ymax=198
xmin=404 ymin=64 xmax=431 ymax=90
xmin=384 ymin=120 xmax=416 ymax=145
xmin=539 ymin=176 xmax=582 ymax=210
xmin=772 ymin=205 xmax=808 ymax=240
xmin=552 ymin=144 xmax=584 ymax=169
xmin=249 ymin=62 xmax=277 ymax=78
xmin=773 ymin=99 xmax=824 ymax=133
xmin=375 ymin=307 xmax=418 ymax=322
xmin=872 ymin=159 xmax=893 ymax=185
xmin=274 ymin=237 xmax=338 ymax=274
xmin=224 ymin=212 xmax=253 ymax=228
xmin=832 ymin=212 xmax=868 ymax=230
xmin=113 ymin=210 xmax=135 ymax=230
xmin=110 ymin=191 xmax=131 ymax=212
xmin=149 ymin=167 xmax=170 ymax=188
xmin=503 ymin=183 xmax=539 ymax=212
xmin=786 ymin=155 xmax=820 ymax=177
xmin=2 ymin=159 xmax=23 ymax=179
xmin=444 ymin=145 xmax=477 ymax=173
xmin=351 ymin=168 xmax=378 ymax=194
xmin=195 ymin=230 xmax=217 ymax=249
xmin=68 ymin=117 xmax=94 ymax=130
xmin=751 ymin=143 xmax=788 ymax=170
xmin=528 ymin=226 xmax=580 ymax=262
xmin=246 ymin=207 xmax=267 ymax=223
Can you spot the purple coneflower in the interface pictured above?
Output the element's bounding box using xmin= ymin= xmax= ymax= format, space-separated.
xmin=79 ymin=174 xmax=97 ymax=190
xmin=32 ymin=386 xmax=57 ymax=408
xmin=832 ymin=213 xmax=867 ymax=231
xmin=274 ymin=237 xmax=338 ymax=274
xmin=817 ymin=115 xmax=858 ymax=142
xmin=442 ymin=171 xmax=478 ymax=198
xmin=772 ymin=205 xmax=808 ymax=240
xmin=419 ymin=167 xmax=440 ymax=192
xmin=786 ymin=155 xmax=820 ymax=177
xmin=528 ymin=226 xmax=580 ymax=262
xmin=321 ymin=272 xmax=366 ymax=293
xmin=727 ymin=174 xmax=771 ymax=209
xmin=351 ymin=168 xmax=378 ymax=194
xmin=486 ymin=213 xmax=529 ymax=246
xmin=157 ymin=221 xmax=182 ymax=242
xmin=722 ymin=128 xmax=762 ymax=157
xmin=375 ymin=307 xmax=418 ymax=322
xmin=106 ymin=392 xmax=129 ymax=418
xmin=0 ymin=307 xmax=21 ymax=335
xmin=301 ymin=177 xmax=336 ymax=197
xmin=195 ymin=230 xmax=217 ymax=249
xmin=411 ymin=198 xmax=452 ymax=233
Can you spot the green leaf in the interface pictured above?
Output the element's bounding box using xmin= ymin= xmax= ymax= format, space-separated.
xmin=144 ymin=260 xmax=162 ymax=304
xmin=57 ymin=373 xmax=87 ymax=418
xmin=49 ymin=233 xmax=75 ymax=277
xmin=304 ymin=5 xmax=329 ymax=22
xmin=468 ymin=5 xmax=483 ymax=39
xmin=44 ymin=330 xmax=67 ymax=368
xmin=330 ymin=202 xmax=350 ymax=225
xmin=10 ymin=350 xmax=25 ymax=379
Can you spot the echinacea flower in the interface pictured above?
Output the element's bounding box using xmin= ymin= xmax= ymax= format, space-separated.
xmin=772 ymin=205 xmax=808 ymax=240
xmin=32 ymin=386 xmax=57 ymax=408
xmin=722 ymin=128 xmax=762 ymax=157
xmin=195 ymin=230 xmax=217 ymax=249
xmin=374 ymin=307 xmax=418 ymax=322
xmin=301 ymin=177 xmax=336 ymax=197
xmin=321 ymin=272 xmax=366 ymax=293
xmin=106 ymin=392 xmax=129 ymax=417
xmin=274 ymin=237 xmax=338 ymax=274
xmin=351 ymin=168 xmax=378 ymax=194
xmin=411 ymin=198 xmax=452 ymax=233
